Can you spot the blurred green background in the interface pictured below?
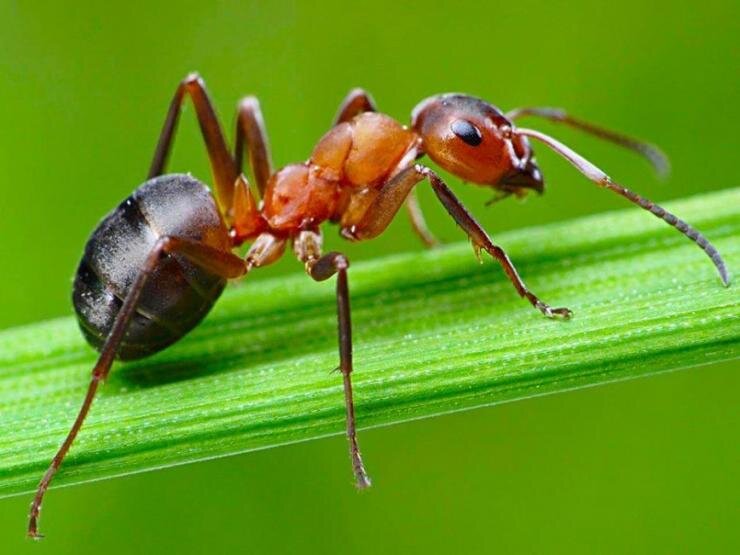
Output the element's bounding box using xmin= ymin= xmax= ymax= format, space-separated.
xmin=0 ymin=0 xmax=737 ymax=553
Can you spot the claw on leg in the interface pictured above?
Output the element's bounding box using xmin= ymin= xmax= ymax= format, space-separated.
xmin=536 ymin=301 xmax=573 ymax=319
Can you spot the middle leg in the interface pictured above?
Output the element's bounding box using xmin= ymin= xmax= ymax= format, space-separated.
xmin=234 ymin=96 xmax=273 ymax=198
xmin=293 ymin=230 xmax=371 ymax=488
xmin=404 ymin=188 xmax=439 ymax=247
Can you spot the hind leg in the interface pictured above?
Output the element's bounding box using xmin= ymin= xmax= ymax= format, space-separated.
xmin=28 ymin=237 xmax=247 ymax=539
xmin=148 ymin=73 xmax=238 ymax=218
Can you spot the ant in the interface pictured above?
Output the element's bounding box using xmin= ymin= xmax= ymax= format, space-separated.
xmin=28 ymin=73 xmax=729 ymax=538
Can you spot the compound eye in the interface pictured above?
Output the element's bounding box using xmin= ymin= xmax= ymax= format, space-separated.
xmin=450 ymin=119 xmax=483 ymax=146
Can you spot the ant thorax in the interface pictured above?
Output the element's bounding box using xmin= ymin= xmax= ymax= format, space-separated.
xmin=260 ymin=112 xmax=417 ymax=235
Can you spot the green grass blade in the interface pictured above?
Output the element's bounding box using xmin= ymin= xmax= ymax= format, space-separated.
xmin=0 ymin=187 xmax=738 ymax=499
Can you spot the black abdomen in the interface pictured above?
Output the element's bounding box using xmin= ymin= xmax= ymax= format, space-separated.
xmin=73 ymin=174 xmax=231 ymax=360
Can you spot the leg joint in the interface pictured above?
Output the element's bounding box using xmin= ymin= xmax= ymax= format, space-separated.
xmin=183 ymin=71 xmax=203 ymax=86
xmin=308 ymin=252 xmax=350 ymax=281
xmin=335 ymin=254 xmax=349 ymax=271
xmin=154 ymin=235 xmax=175 ymax=256
xmin=238 ymin=95 xmax=260 ymax=111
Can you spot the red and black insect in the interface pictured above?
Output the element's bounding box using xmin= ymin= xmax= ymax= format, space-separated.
xmin=28 ymin=73 xmax=729 ymax=538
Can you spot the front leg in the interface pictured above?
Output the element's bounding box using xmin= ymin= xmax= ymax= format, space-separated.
xmin=343 ymin=165 xmax=572 ymax=319
xmin=334 ymin=88 xmax=377 ymax=124
xmin=425 ymin=168 xmax=572 ymax=318
xmin=333 ymin=89 xmax=438 ymax=247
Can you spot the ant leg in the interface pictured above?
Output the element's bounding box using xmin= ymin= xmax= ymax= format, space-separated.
xmin=232 ymin=175 xmax=265 ymax=241
xmin=425 ymin=169 xmax=572 ymax=317
xmin=334 ymin=88 xmax=377 ymax=124
xmin=333 ymin=89 xmax=438 ymax=247
xmin=234 ymin=96 xmax=273 ymax=198
xmin=28 ymin=237 xmax=247 ymax=539
xmin=343 ymin=165 xmax=572 ymax=319
xmin=293 ymin=230 xmax=371 ymax=489
xmin=148 ymin=73 xmax=238 ymax=217
xmin=405 ymin=188 xmax=439 ymax=247
xmin=334 ymin=88 xmax=439 ymax=247
xmin=245 ymin=232 xmax=287 ymax=269
xmin=506 ymin=106 xmax=670 ymax=177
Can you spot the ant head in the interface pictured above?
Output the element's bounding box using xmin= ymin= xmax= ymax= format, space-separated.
xmin=411 ymin=94 xmax=544 ymax=194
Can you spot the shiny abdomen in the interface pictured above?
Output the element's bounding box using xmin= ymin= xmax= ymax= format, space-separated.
xmin=73 ymin=174 xmax=231 ymax=360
